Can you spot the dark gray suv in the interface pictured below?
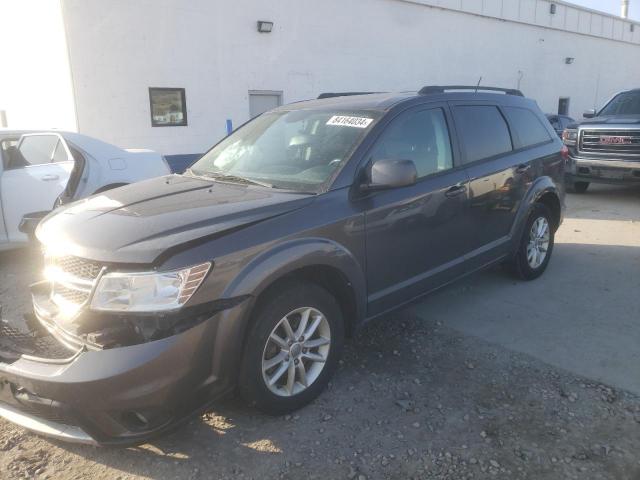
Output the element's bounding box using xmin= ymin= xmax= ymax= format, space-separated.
xmin=0 ymin=86 xmax=565 ymax=445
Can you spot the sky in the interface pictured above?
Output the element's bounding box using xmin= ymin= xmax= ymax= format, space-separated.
xmin=569 ymin=0 xmax=639 ymax=20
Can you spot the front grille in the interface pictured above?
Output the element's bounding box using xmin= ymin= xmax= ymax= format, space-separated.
xmin=52 ymin=285 xmax=90 ymax=306
xmin=52 ymin=256 xmax=102 ymax=281
xmin=580 ymin=129 xmax=640 ymax=155
xmin=0 ymin=322 xmax=77 ymax=360
xmin=45 ymin=255 xmax=103 ymax=312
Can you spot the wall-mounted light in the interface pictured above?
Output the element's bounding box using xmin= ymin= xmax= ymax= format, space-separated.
xmin=565 ymin=57 xmax=575 ymax=65
xmin=550 ymin=3 xmax=557 ymax=14
xmin=257 ymin=21 xmax=274 ymax=33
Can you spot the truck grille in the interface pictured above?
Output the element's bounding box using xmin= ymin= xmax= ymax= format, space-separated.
xmin=580 ymin=130 xmax=640 ymax=155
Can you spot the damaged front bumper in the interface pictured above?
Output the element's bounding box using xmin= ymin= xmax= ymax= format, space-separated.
xmin=0 ymin=282 xmax=250 ymax=446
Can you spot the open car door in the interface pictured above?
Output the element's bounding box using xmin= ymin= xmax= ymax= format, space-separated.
xmin=0 ymin=133 xmax=74 ymax=243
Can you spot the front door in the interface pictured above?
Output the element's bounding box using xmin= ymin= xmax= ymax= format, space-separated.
xmin=1 ymin=134 xmax=74 ymax=242
xmin=362 ymin=105 xmax=470 ymax=315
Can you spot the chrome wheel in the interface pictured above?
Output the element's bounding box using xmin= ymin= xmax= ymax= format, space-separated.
xmin=262 ymin=307 xmax=331 ymax=397
xmin=527 ymin=216 xmax=550 ymax=269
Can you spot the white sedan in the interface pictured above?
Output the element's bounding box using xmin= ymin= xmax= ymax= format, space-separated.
xmin=0 ymin=129 xmax=171 ymax=250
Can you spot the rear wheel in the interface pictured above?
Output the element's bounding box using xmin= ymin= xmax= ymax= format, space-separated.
xmin=510 ymin=203 xmax=555 ymax=280
xmin=568 ymin=181 xmax=589 ymax=193
xmin=239 ymin=281 xmax=344 ymax=415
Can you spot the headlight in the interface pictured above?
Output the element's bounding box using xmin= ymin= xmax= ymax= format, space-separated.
xmin=90 ymin=262 xmax=211 ymax=312
xmin=562 ymin=129 xmax=578 ymax=146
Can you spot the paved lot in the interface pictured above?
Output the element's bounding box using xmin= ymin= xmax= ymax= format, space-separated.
xmin=1 ymin=184 xmax=639 ymax=479
xmin=417 ymin=184 xmax=640 ymax=395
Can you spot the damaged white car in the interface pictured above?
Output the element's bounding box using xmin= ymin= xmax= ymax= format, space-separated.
xmin=0 ymin=130 xmax=170 ymax=249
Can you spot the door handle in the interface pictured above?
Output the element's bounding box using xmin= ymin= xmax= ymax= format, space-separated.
xmin=40 ymin=174 xmax=59 ymax=181
xmin=445 ymin=184 xmax=467 ymax=198
xmin=515 ymin=164 xmax=531 ymax=174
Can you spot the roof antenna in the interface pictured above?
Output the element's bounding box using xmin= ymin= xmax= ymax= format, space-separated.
xmin=475 ymin=76 xmax=483 ymax=93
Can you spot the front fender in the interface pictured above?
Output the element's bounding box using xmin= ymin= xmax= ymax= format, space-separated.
xmin=223 ymin=237 xmax=366 ymax=320
xmin=207 ymin=238 xmax=366 ymax=384
xmin=509 ymin=176 xmax=562 ymax=254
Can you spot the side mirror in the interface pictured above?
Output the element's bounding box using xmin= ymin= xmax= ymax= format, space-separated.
xmin=583 ymin=109 xmax=596 ymax=119
xmin=365 ymin=158 xmax=417 ymax=190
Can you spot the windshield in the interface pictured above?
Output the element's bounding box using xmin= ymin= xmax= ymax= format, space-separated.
xmin=189 ymin=109 xmax=379 ymax=193
xmin=599 ymin=91 xmax=640 ymax=116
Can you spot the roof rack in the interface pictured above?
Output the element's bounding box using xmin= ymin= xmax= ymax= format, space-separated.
xmin=317 ymin=92 xmax=380 ymax=99
xmin=418 ymin=86 xmax=524 ymax=97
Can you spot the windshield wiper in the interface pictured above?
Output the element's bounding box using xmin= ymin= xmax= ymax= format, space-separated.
xmin=188 ymin=169 xmax=273 ymax=188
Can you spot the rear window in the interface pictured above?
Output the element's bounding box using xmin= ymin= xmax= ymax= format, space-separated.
xmin=504 ymin=107 xmax=551 ymax=148
xmin=453 ymin=106 xmax=512 ymax=164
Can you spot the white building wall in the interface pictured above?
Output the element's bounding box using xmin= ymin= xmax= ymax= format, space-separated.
xmin=0 ymin=0 xmax=76 ymax=130
xmin=60 ymin=0 xmax=640 ymax=156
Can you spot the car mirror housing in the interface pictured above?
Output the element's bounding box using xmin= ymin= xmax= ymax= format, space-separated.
xmin=583 ymin=109 xmax=596 ymax=119
xmin=364 ymin=158 xmax=418 ymax=191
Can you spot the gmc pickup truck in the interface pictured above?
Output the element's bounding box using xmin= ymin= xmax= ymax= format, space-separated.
xmin=563 ymin=89 xmax=640 ymax=193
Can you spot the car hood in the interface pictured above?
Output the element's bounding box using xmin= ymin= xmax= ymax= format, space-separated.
xmin=36 ymin=174 xmax=315 ymax=264
xmin=569 ymin=115 xmax=640 ymax=129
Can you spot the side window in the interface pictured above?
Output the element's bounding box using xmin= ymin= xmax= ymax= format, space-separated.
xmin=53 ymin=140 xmax=71 ymax=163
xmin=371 ymin=108 xmax=453 ymax=178
xmin=1 ymin=138 xmax=19 ymax=169
xmin=453 ymin=106 xmax=512 ymax=164
xmin=17 ymin=135 xmax=58 ymax=166
xmin=504 ymin=107 xmax=552 ymax=149
xmin=548 ymin=116 xmax=560 ymax=129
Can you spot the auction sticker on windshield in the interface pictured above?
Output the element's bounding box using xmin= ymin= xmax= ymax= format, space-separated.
xmin=326 ymin=116 xmax=374 ymax=128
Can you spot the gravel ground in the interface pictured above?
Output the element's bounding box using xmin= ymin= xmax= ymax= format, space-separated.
xmin=1 ymin=189 xmax=640 ymax=479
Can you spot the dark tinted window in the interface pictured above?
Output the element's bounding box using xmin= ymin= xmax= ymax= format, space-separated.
xmin=504 ymin=107 xmax=552 ymax=148
xmin=371 ymin=108 xmax=453 ymax=178
xmin=453 ymin=106 xmax=512 ymax=164
xmin=599 ymin=91 xmax=640 ymax=116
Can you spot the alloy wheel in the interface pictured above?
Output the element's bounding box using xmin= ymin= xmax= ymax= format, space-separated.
xmin=526 ymin=216 xmax=550 ymax=269
xmin=261 ymin=307 xmax=331 ymax=397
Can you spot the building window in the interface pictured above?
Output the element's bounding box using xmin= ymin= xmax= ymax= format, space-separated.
xmin=149 ymin=87 xmax=187 ymax=127
xmin=558 ymin=97 xmax=570 ymax=116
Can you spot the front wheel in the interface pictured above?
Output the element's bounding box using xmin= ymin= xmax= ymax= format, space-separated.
xmin=239 ymin=281 xmax=344 ymax=415
xmin=510 ymin=203 xmax=555 ymax=280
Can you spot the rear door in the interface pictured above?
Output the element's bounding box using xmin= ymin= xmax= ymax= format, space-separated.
xmin=451 ymin=103 xmax=522 ymax=262
xmin=361 ymin=104 xmax=471 ymax=315
xmin=1 ymin=134 xmax=74 ymax=242
xmin=451 ymin=103 xmax=553 ymax=264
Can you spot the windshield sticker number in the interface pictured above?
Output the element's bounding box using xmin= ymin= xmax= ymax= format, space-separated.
xmin=326 ymin=116 xmax=373 ymax=129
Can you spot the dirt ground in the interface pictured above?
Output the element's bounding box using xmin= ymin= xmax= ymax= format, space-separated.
xmin=1 ymin=185 xmax=639 ymax=480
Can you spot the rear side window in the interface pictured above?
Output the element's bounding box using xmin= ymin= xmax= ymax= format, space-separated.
xmin=504 ymin=107 xmax=552 ymax=148
xmin=453 ymin=106 xmax=512 ymax=164
xmin=18 ymin=135 xmax=58 ymax=166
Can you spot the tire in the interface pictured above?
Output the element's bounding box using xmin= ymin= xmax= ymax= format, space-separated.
xmin=510 ymin=203 xmax=555 ymax=281
xmin=238 ymin=281 xmax=344 ymax=415
xmin=568 ymin=181 xmax=589 ymax=194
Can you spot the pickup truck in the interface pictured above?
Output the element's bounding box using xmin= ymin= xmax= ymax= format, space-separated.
xmin=563 ymin=89 xmax=640 ymax=193
xmin=0 ymin=130 xmax=171 ymax=249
